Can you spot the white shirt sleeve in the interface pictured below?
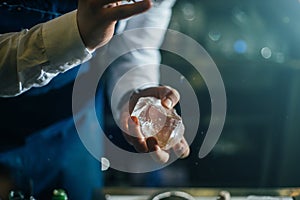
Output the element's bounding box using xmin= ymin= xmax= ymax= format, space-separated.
xmin=102 ymin=0 xmax=176 ymax=120
xmin=0 ymin=10 xmax=92 ymax=97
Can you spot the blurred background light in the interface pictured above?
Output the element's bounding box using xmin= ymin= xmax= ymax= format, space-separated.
xmin=274 ymin=52 xmax=285 ymax=63
xmin=261 ymin=47 xmax=272 ymax=59
xmin=181 ymin=2 xmax=196 ymax=21
xmin=232 ymin=7 xmax=248 ymax=24
xmin=208 ymin=30 xmax=221 ymax=42
xmin=282 ymin=16 xmax=290 ymax=24
xmin=234 ymin=39 xmax=247 ymax=54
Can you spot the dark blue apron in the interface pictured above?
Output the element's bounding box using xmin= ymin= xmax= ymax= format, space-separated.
xmin=0 ymin=0 xmax=82 ymax=150
xmin=0 ymin=2 xmax=103 ymax=199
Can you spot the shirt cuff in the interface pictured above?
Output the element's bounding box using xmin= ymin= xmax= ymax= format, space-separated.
xmin=42 ymin=10 xmax=91 ymax=69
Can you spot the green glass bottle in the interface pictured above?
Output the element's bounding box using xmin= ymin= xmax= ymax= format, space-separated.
xmin=52 ymin=189 xmax=68 ymax=200
xmin=8 ymin=191 xmax=25 ymax=200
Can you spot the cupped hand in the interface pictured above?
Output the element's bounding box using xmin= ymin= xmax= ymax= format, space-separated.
xmin=119 ymin=86 xmax=190 ymax=163
xmin=77 ymin=0 xmax=152 ymax=50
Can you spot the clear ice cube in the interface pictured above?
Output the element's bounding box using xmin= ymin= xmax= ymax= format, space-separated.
xmin=131 ymin=97 xmax=185 ymax=150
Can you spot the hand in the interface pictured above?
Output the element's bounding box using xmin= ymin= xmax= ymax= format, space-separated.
xmin=77 ymin=0 xmax=152 ymax=50
xmin=119 ymin=86 xmax=190 ymax=163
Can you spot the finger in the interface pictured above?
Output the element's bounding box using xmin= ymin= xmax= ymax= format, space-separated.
xmin=105 ymin=0 xmax=152 ymax=20
xmin=101 ymin=0 xmax=124 ymax=6
xmin=130 ymin=86 xmax=180 ymax=112
xmin=172 ymin=138 xmax=190 ymax=159
xmin=159 ymin=86 xmax=180 ymax=109
xmin=103 ymin=3 xmax=118 ymax=8
xmin=126 ymin=116 xmax=148 ymax=152
xmin=147 ymin=137 xmax=170 ymax=163
xmin=80 ymin=0 xmax=119 ymax=8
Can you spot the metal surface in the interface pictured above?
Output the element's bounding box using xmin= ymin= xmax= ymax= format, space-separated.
xmin=102 ymin=187 xmax=300 ymax=199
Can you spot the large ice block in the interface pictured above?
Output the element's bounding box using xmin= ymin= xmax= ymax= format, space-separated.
xmin=131 ymin=97 xmax=185 ymax=150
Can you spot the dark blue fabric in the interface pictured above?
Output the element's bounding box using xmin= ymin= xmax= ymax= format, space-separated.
xmin=0 ymin=2 xmax=104 ymax=199
xmin=0 ymin=66 xmax=87 ymax=147
xmin=0 ymin=0 xmax=85 ymax=145
xmin=0 ymin=0 xmax=77 ymax=33
xmin=0 ymin=117 xmax=103 ymax=199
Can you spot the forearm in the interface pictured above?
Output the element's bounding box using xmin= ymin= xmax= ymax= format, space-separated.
xmin=107 ymin=0 xmax=176 ymax=118
xmin=0 ymin=11 xmax=91 ymax=97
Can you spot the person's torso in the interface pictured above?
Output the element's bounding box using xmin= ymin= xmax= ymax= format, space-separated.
xmin=0 ymin=0 xmax=83 ymax=148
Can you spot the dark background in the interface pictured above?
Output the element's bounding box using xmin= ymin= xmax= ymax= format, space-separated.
xmin=104 ymin=0 xmax=300 ymax=188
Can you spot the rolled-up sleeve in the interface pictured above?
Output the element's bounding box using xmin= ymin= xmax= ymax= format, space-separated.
xmin=103 ymin=0 xmax=177 ymax=120
xmin=0 ymin=10 xmax=92 ymax=97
